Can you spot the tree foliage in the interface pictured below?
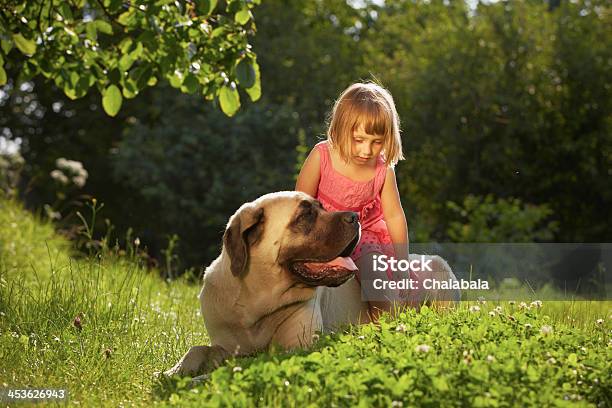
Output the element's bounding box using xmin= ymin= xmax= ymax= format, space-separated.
xmin=0 ymin=0 xmax=261 ymax=116
xmin=111 ymin=87 xmax=300 ymax=267
xmin=365 ymin=0 xmax=611 ymax=242
xmin=1 ymin=0 xmax=609 ymax=274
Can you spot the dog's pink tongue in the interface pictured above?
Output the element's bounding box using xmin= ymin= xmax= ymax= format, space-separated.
xmin=305 ymin=257 xmax=357 ymax=271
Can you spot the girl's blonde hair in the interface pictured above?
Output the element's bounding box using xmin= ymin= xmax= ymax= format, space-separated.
xmin=326 ymin=82 xmax=404 ymax=166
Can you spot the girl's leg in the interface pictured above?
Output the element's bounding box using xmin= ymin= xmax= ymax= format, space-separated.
xmin=355 ymin=252 xmax=407 ymax=322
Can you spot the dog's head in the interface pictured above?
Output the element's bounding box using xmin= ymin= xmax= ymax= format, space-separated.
xmin=222 ymin=191 xmax=360 ymax=287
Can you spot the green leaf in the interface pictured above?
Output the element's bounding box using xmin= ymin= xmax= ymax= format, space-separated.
xmin=12 ymin=33 xmax=36 ymax=56
xmin=219 ymin=83 xmax=240 ymax=117
xmin=102 ymin=85 xmax=123 ymax=117
xmin=169 ymin=72 xmax=183 ymax=88
xmin=235 ymin=59 xmax=255 ymax=88
xmin=432 ymin=377 xmax=449 ymax=391
xmin=122 ymin=79 xmax=138 ymax=99
xmin=234 ymin=9 xmax=251 ymax=25
xmin=1 ymin=40 xmax=13 ymax=54
xmin=95 ymin=20 xmax=113 ymax=35
xmin=119 ymin=38 xmax=133 ymax=54
xmin=132 ymin=66 xmax=153 ymax=90
xmin=181 ymin=73 xmax=198 ymax=94
xmin=85 ymin=22 xmax=97 ymax=40
xmin=526 ymin=365 xmax=540 ymax=382
xmin=130 ymin=43 xmax=144 ymax=59
xmin=197 ymin=0 xmax=218 ymax=16
xmin=0 ymin=66 xmax=6 ymax=86
xmin=245 ymin=61 xmax=261 ymax=102
xmin=119 ymin=53 xmax=135 ymax=72
xmin=59 ymin=3 xmax=74 ymax=21
xmin=117 ymin=10 xmax=136 ymax=26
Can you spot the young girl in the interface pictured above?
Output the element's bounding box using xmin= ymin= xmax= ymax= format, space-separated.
xmin=296 ymin=82 xmax=410 ymax=321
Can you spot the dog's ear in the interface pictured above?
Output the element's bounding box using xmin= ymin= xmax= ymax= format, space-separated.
xmin=223 ymin=205 xmax=264 ymax=278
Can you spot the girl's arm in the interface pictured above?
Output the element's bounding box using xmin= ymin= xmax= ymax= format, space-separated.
xmin=381 ymin=167 xmax=409 ymax=261
xmin=295 ymin=147 xmax=321 ymax=198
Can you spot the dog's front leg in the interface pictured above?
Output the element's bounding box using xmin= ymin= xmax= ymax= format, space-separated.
xmin=163 ymin=345 xmax=230 ymax=377
xmin=269 ymin=299 xmax=322 ymax=349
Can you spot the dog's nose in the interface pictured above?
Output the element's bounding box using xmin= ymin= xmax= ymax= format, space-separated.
xmin=343 ymin=212 xmax=359 ymax=224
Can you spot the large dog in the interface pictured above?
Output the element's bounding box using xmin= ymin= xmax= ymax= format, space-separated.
xmin=164 ymin=191 xmax=457 ymax=377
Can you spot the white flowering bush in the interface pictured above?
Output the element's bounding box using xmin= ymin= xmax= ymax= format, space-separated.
xmin=51 ymin=158 xmax=89 ymax=189
xmin=0 ymin=151 xmax=25 ymax=196
xmin=45 ymin=158 xmax=89 ymax=220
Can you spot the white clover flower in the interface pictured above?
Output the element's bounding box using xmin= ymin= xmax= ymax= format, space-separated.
xmin=531 ymin=300 xmax=543 ymax=308
xmin=518 ymin=302 xmax=529 ymax=310
xmin=477 ymin=297 xmax=486 ymax=304
xmin=489 ymin=311 xmax=496 ymax=317
xmin=415 ymin=344 xmax=431 ymax=353
xmin=547 ymin=357 xmax=556 ymax=364
xmin=357 ymin=335 xmax=365 ymax=340
xmin=312 ymin=333 xmax=320 ymax=341
xmin=486 ymin=355 xmax=495 ymax=362
xmin=494 ymin=306 xmax=503 ymax=314
xmin=284 ymin=380 xmax=290 ymax=387
xmin=395 ymin=324 xmax=407 ymax=333
xmin=596 ymin=319 xmax=604 ymax=325
xmin=508 ymin=300 xmax=516 ymax=305
xmin=524 ymin=323 xmax=533 ymax=329
xmin=50 ymin=169 xmax=69 ymax=184
xmin=540 ymin=325 xmax=553 ymax=335
xmin=469 ymin=305 xmax=480 ymax=313
xmin=391 ymin=401 xmax=403 ymax=407
xmin=233 ymin=366 xmax=242 ymax=373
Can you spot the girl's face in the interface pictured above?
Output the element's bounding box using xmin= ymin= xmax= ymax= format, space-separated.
xmin=350 ymin=124 xmax=384 ymax=166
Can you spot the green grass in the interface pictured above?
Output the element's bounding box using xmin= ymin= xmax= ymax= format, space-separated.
xmin=1 ymin=197 xmax=610 ymax=406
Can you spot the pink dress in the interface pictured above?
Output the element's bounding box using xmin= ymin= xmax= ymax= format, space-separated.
xmin=315 ymin=141 xmax=396 ymax=279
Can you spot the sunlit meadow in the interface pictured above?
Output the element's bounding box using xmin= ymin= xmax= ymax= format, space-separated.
xmin=1 ymin=197 xmax=610 ymax=406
